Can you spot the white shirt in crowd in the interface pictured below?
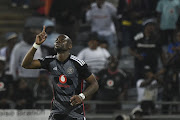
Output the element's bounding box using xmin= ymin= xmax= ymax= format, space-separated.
xmin=136 ymin=79 xmax=158 ymax=102
xmin=86 ymin=1 xmax=117 ymax=36
xmin=10 ymin=41 xmax=42 ymax=80
xmin=77 ymin=47 xmax=110 ymax=74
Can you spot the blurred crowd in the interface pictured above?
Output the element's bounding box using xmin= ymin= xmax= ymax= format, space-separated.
xmin=1 ymin=0 xmax=180 ymax=118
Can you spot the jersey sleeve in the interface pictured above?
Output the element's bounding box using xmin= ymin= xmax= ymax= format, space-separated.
xmin=79 ymin=63 xmax=92 ymax=80
xmin=38 ymin=56 xmax=54 ymax=70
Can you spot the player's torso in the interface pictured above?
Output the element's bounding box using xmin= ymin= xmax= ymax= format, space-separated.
xmin=48 ymin=58 xmax=81 ymax=103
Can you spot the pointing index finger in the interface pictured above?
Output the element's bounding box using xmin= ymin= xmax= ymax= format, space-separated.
xmin=42 ymin=25 xmax=46 ymax=32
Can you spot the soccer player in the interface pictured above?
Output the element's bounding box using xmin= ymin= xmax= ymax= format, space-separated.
xmin=21 ymin=26 xmax=99 ymax=120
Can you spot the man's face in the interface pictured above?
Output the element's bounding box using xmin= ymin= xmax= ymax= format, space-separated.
xmin=88 ymin=40 xmax=98 ymax=50
xmin=145 ymin=24 xmax=156 ymax=35
xmin=108 ymin=57 xmax=118 ymax=70
xmin=145 ymin=71 xmax=153 ymax=79
xmin=54 ymin=35 xmax=72 ymax=53
xmin=96 ymin=0 xmax=105 ymax=8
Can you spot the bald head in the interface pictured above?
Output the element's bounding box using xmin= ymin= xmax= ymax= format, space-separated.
xmin=57 ymin=34 xmax=72 ymax=44
xmin=54 ymin=34 xmax=72 ymax=53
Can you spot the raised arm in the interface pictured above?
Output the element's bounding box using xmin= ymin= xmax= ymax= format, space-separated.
xmin=21 ymin=26 xmax=47 ymax=69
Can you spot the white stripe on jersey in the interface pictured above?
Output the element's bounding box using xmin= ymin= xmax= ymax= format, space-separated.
xmin=70 ymin=55 xmax=85 ymax=66
xmin=45 ymin=55 xmax=56 ymax=58
xmin=71 ymin=55 xmax=85 ymax=66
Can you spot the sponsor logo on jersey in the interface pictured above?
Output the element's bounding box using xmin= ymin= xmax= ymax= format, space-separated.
xmin=107 ymin=80 xmax=114 ymax=87
xmin=59 ymin=75 xmax=67 ymax=84
xmin=57 ymin=75 xmax=70 ymax=88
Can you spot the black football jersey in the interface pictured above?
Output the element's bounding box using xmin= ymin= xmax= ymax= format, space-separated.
xmin=38 ymin=54 xmax=91 ymax=115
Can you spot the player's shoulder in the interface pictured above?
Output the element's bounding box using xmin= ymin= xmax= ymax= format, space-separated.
xmin=70 ymin=54 xmax=86 ymax=66
xmin=44 ymin=55 xmax=56 ymax=59
xmin=104 ymin=1 xmax=115 ymax=8
xmin=40 ymin=55 xmax=56 ymax=61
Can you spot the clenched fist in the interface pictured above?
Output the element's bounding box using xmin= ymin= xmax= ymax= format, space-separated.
xmin=70 ymin=95 xmax=83 ymax=106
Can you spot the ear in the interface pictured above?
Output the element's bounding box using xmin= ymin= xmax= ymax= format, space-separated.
xmin=69 ymin=44 xmax=72 ymax=49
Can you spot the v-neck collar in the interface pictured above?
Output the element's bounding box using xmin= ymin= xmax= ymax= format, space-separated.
xmin=55 ymin=54 xmax=71 ymax=64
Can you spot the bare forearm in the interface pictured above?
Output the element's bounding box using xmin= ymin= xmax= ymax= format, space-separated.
xmin=21 ymin=47 xmax=37 ymax=68
xmin=83 ymin=82 xmax=99 ymax=98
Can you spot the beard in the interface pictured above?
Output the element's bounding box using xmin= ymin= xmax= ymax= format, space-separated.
xmin=54 ymin=47 xmax=67 ymax=53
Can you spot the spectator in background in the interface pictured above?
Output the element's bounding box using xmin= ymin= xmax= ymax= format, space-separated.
xmin=115 ymin=106 xmax=143 ymax=120
xmin=156 ymin=30 xmax=180 ymax=113
xmin=11 ymin=0 xmax=30 ymax=9
xmin=96 ymin=56 xmax=128 ymax=113
xmin=33 ymin=71 xmax=52 ymax=109
xmin=160 ymin=67 xmax=179 ymax=114
xmin=77 ymin=33 xmax=110 ymax=75
xmin=167 ymin=30 xmax=180 ymax=62
xmin=41 ymin=19 xmax=60 ymax=55
xmin=49 ymin=0 xmax=82 ymax=42
xmin=115 ymin=114 xmax=130 ymax=120
xmin=130 ymin=106 xmax=143 ymax=120
xmin=86 ymin=0 xmax=118 ymax=55
xmin=117 ymin=0 xmax=142 ymax=47
xmin=136 ymin=66 xmax=161 ymax=115
xmin=156 ymin=0 xmax=180 ymax=45
xmin=0 ymin=56 xmax=14 ymax=109
xmin=9 ymin=25 xmax=42 ymax=89
xmin=117 ymin=0 xmax=158 ymax=47
xmin=0 ymin=32 xmax=18 ymax=75
xmin=129 ymin=18 xmax=165 ymax=83
xmin=13 ymin=79 xmax=34 ymax=109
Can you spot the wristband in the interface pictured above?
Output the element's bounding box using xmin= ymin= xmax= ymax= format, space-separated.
xmin=33 ymin=43 xmax=40 ymax=49
xmin=79 ymin=93 xmax=85 ymax=100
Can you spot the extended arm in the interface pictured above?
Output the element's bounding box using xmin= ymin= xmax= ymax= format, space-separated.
xmin=21 ymin=26 xmax=47 ymax=69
